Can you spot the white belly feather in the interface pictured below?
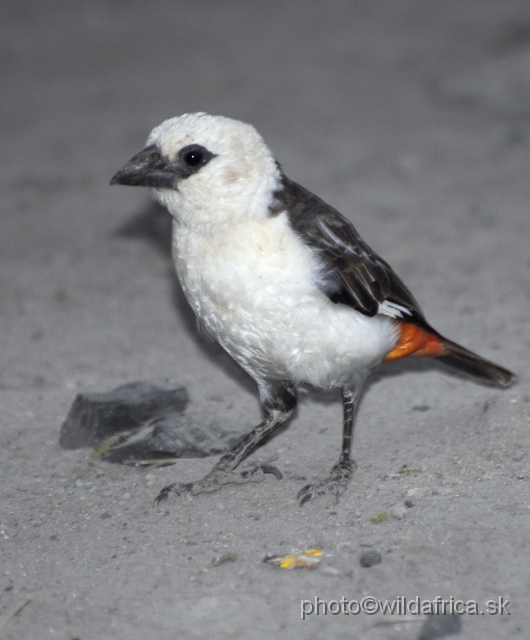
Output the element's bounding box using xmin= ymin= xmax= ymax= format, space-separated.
xmin=172 ymin=212 xmax=397 ymax=389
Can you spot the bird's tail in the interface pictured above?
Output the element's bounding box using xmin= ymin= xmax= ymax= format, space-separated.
xmin=436 ymin=338 xmax=516 ymax=388
xmin=383 ymin=321 xmax=516 ymax=388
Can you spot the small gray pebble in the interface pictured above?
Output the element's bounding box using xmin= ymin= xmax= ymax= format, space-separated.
xmin=418 ymin=613 xmax=462 ymax=639
xmin=405 ymin=500 xmax=414 ymax=508
xmin=359 ymin=550 xmax=382 ymax=568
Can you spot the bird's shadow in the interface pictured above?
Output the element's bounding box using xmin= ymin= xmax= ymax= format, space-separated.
xmin=114 ymin=200 xmax=173 ymax=258
xmin=114 ymin=201 xmax=496 ymax=413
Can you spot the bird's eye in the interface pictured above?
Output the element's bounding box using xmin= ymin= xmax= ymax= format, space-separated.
xmin=183 ymin=149 xmax=204 ymax=167
xmin=177 ymin=144 xmax=216 ymax=176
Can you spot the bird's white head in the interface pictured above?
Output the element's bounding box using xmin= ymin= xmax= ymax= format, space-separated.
xmin=111 ymin=113 xmax=281 ymax=232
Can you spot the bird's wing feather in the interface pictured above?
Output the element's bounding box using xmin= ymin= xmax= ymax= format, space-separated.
xmin=275 ymin=175 xmax=427 ymax=325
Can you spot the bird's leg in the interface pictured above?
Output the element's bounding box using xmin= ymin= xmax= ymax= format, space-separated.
xmin=298 ymin=378 xmax=365 ymax=506
xmin=154 ymin=381 xmax=297 ymax=505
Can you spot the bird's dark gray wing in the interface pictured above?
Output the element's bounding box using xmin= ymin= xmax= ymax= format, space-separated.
xmin=273 ymin=174 xmax=426 ymax=324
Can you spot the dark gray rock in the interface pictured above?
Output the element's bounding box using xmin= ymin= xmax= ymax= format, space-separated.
xmin=59 ymin=382 xmax=188 ymax=449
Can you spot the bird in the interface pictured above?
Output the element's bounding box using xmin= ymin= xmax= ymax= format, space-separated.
xmin=111 ymin=112 xmax=516 ymax=506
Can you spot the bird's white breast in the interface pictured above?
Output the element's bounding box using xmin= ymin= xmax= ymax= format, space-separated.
xmin=172 ymin=212 xmax=397 ymax=389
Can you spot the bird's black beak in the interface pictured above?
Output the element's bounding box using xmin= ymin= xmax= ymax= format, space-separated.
xmin=110 ymin=145 xmax=176 ymax=189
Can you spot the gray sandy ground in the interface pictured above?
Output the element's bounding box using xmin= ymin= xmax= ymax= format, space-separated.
xmin=1 ymin=1 xmax=529 ymax=638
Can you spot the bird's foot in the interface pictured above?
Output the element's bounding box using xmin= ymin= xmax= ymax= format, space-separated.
xmin=153 ymin=462 xmax=282 ymax=506
xmin=297 ymin=455 xmax=355 ymax=506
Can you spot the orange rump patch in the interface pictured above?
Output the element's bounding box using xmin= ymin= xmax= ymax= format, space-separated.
xmin=383 ymin=323 xmax=450 ymax=362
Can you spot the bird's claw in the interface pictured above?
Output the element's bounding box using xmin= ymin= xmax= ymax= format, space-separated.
xmin=297 ymin=457 xmax=355 ymax=506
xmin=153 ymin=462 xmax=282 ymax=506
xmin=254 ymin=463 xmax=283 ymax=480
xmin=153 ymin=482 xmax=180 ymax=506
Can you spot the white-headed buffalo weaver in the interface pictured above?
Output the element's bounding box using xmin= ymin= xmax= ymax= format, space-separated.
xmin=111 ymin=113 xmax=516 ymax=506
